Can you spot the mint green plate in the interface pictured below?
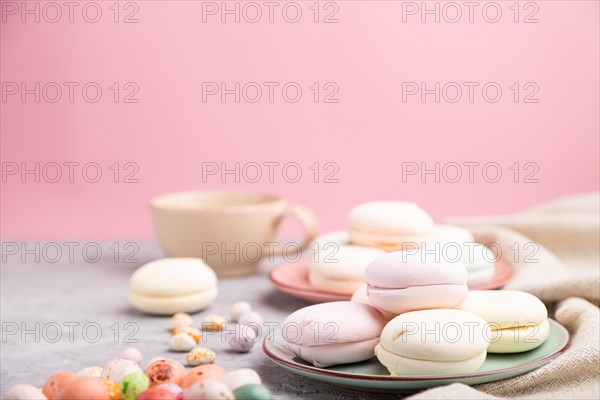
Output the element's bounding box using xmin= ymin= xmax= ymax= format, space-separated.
xmin=263 ymin=319 xmax=569 ymax=393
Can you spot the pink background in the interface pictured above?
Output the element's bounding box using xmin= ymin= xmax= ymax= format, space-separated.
xmin=1 ymin=0 xmax=599 ymax=239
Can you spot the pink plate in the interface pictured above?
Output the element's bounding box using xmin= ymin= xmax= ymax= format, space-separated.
xmin=269 ymin=259 xmax=514 ymax=303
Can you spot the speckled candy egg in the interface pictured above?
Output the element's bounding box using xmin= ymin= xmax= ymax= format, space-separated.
xmin=183 ymin=380 xmax=234 ymax=400
xmin=101 ymin=379 xmax=121 ymax=400
xmin=146 ymin=356 xmax=164 ymax=369
xmin=227 ymin=326 xmax=257 ymax=353
xmin=238 ymin=312 xmax=263 ymax=334
xmin=119 ymin=347 xmax=143 ymax=365
xmin=55 ymin=377 xmax=108 ymax=400
xmin=229 ymin=300 xmax=252 ymax=322
xmin=221 ymin=369 xmax=261 ymax=392
xmin=155 ymin=383 xmax=183 ymax=395
xmin=136 ymin=388 xmax=177 ymax=400
xmin=171 ymin=312 xmax=194 ymax=330
xmin=42 ymin=371 xmax=78 ymax=400
xmin=120 ymin=371 xmax=149 ymax=400
xmin=201 ymin=314 xmax=226 ymax=331
xmin=101 ymin=358 xmax=142 ymax=383
xmin=233 ymin=384 xmax=273 ymax=400
xmin=171 ymin=327 xmax=202 ymax=343
xmin=169 ymin=332 xmax=196 ymax=352
xmin=5 ymin=384 xmax=46 ymax=400
xmin=77 ymin=366 xmax=103 ymax=378
xmin=181 ymin=365 xmax=225 ymax=389
xmin=146 ymin=358 xmax=186 ymax=388
xmin=185 ymin=348 xmax=216 ymax=366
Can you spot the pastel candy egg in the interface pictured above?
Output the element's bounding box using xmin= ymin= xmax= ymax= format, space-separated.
xmin=183 ymin=380 xmax=234 ymax=400
xmin=201 ymin=314 xmax=226 ymax=331
xmin=42 ymin=371 xmax=78 ymax=400
xmin=120 ymin=371 xmax=149 ymax=400
xmin=181 ymin=365 xmax=225 ymax=389
xmin=227 ymin=327 xmax=257 ymax=353
xmin=237 ymin=312 xmax=263 ymax=334
xmin=101 ymin=358 xmax=142 ymax=383
xmin=221 ymin=369 xmax=261 ymax=392
xmin=101 ymin=379 xmax=121 ymax=400
xmin=145 ymin=358 xmax=186 ymax=388
xmin=55 ymin=377 xmax=108 ymax=400
xmin=119 ymin=347 xmax=143 ymax=365
xmin=171 ymin=312 xmax=194 ymax=330
xmin=146 ymin=357 xmax=165 ymax=369
xmin=233 ymin=384 xmax=273 ymax=400
xmin=169 ymin=332 xmax=196 ymax=352
xmin=185 ymin=347 xmax=216 ymax=366
xmin=136 ymin=389 xmax=177 ymax=400
xmin=77 ymin=366 xmax=103 ymax=378
xmin=5 ymin=384 xmax=46 ymax=400
xmin=155 ymin=383 xmax=183 ymax=395
xmin=229 ymin=301 xmax=252 ymax=322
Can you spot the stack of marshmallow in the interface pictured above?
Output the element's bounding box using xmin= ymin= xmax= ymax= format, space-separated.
xmin=286 ymin=201 xmax=550 ymax=376
xmin=307 ymin=201 xmax=495 ymax=296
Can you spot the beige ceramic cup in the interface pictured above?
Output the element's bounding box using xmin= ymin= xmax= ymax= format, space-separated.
xmin=150 ymin=190 xmax=319 ymax=276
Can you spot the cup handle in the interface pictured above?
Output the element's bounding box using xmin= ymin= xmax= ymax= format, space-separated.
xmin=272 ymin=204 xmax=319 ymax=258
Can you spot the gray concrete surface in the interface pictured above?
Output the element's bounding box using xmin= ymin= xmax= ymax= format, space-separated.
xmin=0 ymin=241 xmax=400 ymax=399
